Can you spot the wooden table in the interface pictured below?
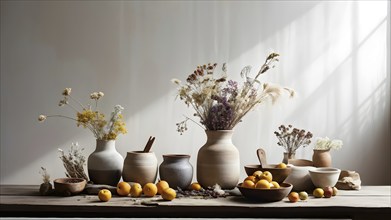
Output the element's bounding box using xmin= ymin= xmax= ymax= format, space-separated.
xmin=0 ymin=185 xmax=390 ymax=219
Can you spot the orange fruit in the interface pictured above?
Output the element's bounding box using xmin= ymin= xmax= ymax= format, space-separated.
xmin=255 ymin=179 xmax=270 ymax=189
xmin=244 ymin=175 xmax=258 ymax=183
xmin=242 ymin=180 xmax=255 ymax=188
xmin=130 ymin=183 xmax=143 ymax=197
xmin=288 ymin=192 xmax=300 ymax=202
xmin=98 ymin=189 xmax=112 ymax=202
xmin=116 ymin=182 xmax=131 ymax=196
xmin=162 ymin=187 xmax=176 ymax=201
xmin=156 ymin=180 xmax=170 ymax=195
xmin=143 ymin=183 xmax=158 ymax=197
xmin=190 ymin=182 xmax=202 ymax=191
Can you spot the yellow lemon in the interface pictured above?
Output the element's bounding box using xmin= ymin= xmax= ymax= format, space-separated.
xmin=130 ymin=183 xmax=143 ymax=197
xmin=156 ymin=180 xmax=170 ymax=195
xmin=252 ymin=171 xmax=263 ymax=179
xmin=276 ymin=163 xmax=287 ymax=169
xmin=162 ymin=187 xmax=176 ymax=201
xmin=98 ymin=189 xmax=112 ymax=202
xmin=255 ymin=179 xmax=271 ymax=189
xmin=259 ymin=171 xmax=273 ymax=183
xmin=116 ymin=182 xmax=131 ymax=196
xmin=143 ymin=183 xmax=158 ymax=197
xmin=270 ymin=181 xmax=280 ymax=188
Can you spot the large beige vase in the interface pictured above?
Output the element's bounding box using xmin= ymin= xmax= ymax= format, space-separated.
xmin=197 ymin=130 xmax=240 ymax=189
xmin=122 ymin=151 xmax=158 ymax=186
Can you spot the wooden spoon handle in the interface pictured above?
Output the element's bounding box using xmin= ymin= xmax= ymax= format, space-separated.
xmin=143 ymin=136 xmax=155 ymax=152
xmin=257 ymin=148 xmax=267 ymax=168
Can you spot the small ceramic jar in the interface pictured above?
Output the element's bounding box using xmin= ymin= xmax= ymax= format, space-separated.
xmin=159 ymin=154 xmax=193 ymax=189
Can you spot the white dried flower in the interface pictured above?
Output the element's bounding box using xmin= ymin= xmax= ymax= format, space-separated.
xmin=98 ymin=92 xmax=104 ymax=98
xmin=314 ymin=137 xmax=343 ymax=150
xmin=38 ymin=115 xmax=47 ymax=122
xmin=171 ymin=78 xmax=181 ymax=85
xmin=62 ymin=88 xmax=72 ymax=96
xmin=114 ymin=105 xmax=124 ymax=114
xmin=90 ymin=92 xmax=99 ymax=100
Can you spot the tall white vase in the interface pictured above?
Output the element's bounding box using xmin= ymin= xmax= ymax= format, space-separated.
xmin=87 ymin=139 xmax=123 ymax=186
xmin=197 ymin=130 xmax=240 ymax=189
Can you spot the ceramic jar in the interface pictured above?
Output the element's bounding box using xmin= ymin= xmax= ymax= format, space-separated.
xmin=122 ymin=151 xmax=158 ymax=186
xmin=312 ymin=149 xmax=332 ymax=167
xmin=159 ymin=154 xmax=193 ymax=189
xmin=197 ymin=130 xmax=240 ymax=189
xmin=87 ymin=139 xmax=123 ymax=186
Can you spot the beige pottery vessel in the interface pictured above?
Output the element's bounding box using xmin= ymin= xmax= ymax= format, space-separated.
xmin=197 ymin=130 xmax=240 ymax=189
xmin=122 ymin=151 xmax=158 ymax=186
xmin=312 ymin=149 xmax=332 ymax=167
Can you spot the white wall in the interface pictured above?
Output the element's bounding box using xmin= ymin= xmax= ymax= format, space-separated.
xmin=1 ymin=1 xmax=390 ymax=185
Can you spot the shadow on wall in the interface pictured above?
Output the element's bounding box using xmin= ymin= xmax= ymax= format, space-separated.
xmin=1 ymin=1 xmax=319 ymax=184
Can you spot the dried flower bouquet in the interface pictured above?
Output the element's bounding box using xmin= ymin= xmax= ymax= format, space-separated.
xmin=274 ymin=124 xmax=313 ymax=154
xmin=314 ymin=137 xmax=343 ymax=151
xmin=38 ymin=88 xmax=127 ymax=140
xmin=173 ymin=53 xmax=294 ymax=134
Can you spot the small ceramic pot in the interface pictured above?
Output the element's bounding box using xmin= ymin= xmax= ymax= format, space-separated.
xmin=312 ymin=149 xmax=332 ymax=167
xmin=159 ymin=154 xmax=193 ymax=189
xmin=122 ymin=151 xmax=158 ymax=186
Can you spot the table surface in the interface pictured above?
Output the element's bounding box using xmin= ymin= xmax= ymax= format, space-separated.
xmin=0 ymin=185 xmax=390 ymax=219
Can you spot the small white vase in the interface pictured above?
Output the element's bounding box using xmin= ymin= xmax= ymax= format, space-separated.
xmin=197 ymin=130 xmax=240 ymax=189
xmin=87 ymin=139 xmax=124 ymax=186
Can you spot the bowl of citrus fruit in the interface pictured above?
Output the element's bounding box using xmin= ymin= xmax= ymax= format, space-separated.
xmin=238 ymin=170 xmax=293 ymax=202
xmin=244 ymin=162 xmax=291 ymax=183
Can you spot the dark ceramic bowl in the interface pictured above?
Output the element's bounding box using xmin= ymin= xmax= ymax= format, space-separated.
xmin=244 ymin=164 xmax=292 ymax=183
xmin=54 ymin=178 xmax=87 ymax=196
xmin=238 ymin=182 xmax=293 ymax=202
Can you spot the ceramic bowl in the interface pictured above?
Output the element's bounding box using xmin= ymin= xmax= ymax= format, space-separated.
xmin=244 ymin=164 xmax=292 ymax=183
xmin=309 ymin=167 xmax=341 ymax=188
xmin=54 ymin=178 xmax=87 ymax=196
xmin=284 ymin=165 xmax=316 ymax=192
xmin=238 ymin=182 xmax=293 ymax=202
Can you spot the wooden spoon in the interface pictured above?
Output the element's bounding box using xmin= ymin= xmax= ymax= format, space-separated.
xmin=256 ymin=148 xmax=268 ymax=168
xmin=143 ymin=136 xmax=155 ymax=152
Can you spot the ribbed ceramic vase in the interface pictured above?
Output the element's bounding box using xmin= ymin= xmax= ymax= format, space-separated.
xmin=159 ymin=154 xmax=193 ymax=189
xmin=197 ymin=130 xmax=240 ymax=189
xmin=312 ymin=149 xmax=332 ymax=167
xmin=122 ymin=151 xmax=158 ymax=186
xmin=87 ymin=139 xmax=123 ymax=186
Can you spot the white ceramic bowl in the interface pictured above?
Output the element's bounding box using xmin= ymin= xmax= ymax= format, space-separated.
xmin=285 ymin=165 xmax=316 ymax=191
xmin=309 ymin=167 xmax=341 ymax=188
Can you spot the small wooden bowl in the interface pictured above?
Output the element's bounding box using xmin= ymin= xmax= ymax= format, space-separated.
xmin=244 ymin=164 xmax=292 ymax=183
xmin=54 ymin=178 xmax=87 ymax=196
xmin=238 ymin=182 xmax=293 ymax=202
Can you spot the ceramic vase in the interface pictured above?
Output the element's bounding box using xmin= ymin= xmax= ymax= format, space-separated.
xmin=282 ymin=152 xmax=296 ymax=164
xmin=312 ymin=149 xmax=332 ymax=167
xmin=87 ymin=139 xmax=123 ymax=186
xmin=159 ymin=154 xmax=193 ymax=189
xmin=122 ymin=151 xmax=158 ymax=186
xmin=197 ymin=130 xmax=240 ymax=189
